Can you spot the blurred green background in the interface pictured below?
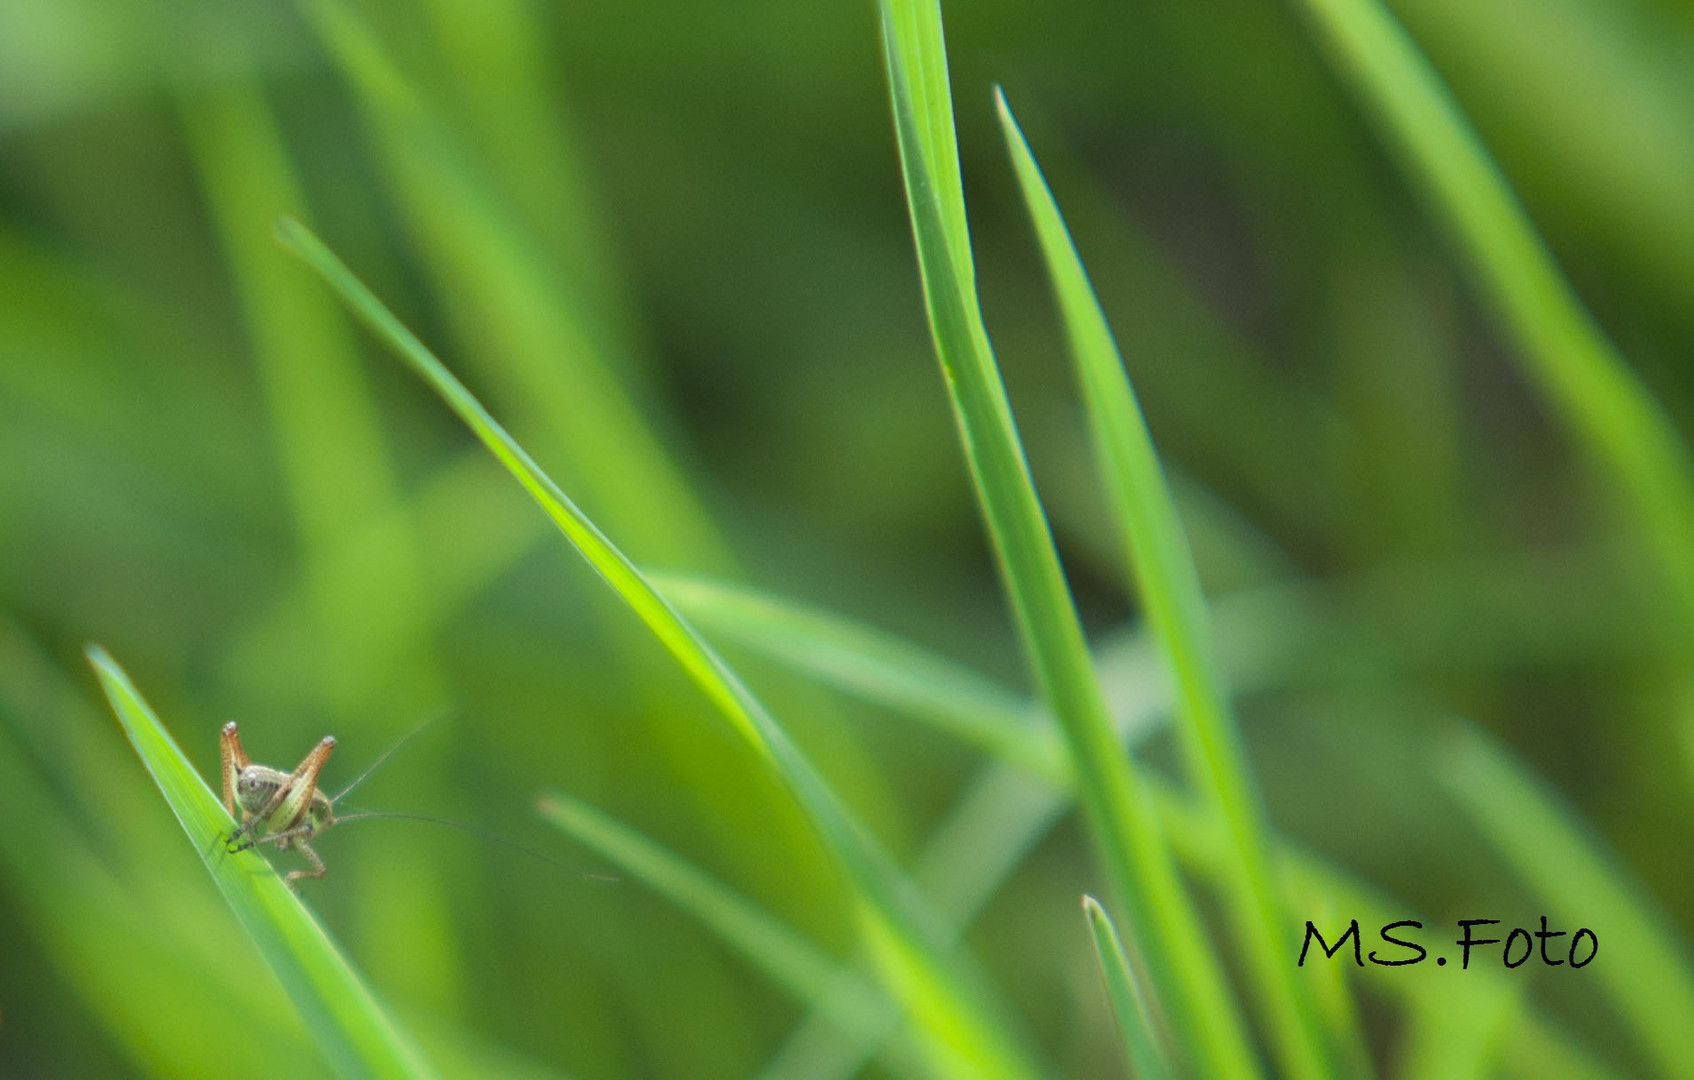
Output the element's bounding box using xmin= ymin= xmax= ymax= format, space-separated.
xmin=4 ymin=0 xmax=1694 ymax=1076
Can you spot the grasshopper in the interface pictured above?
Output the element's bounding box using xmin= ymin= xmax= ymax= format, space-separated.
xmin=220 ymin=720 xmax=417 ymax=884
xmin=217 ymin=719 xmax=601 ymax=886
xmin=219 ymin=722 xmax=344 ymax=883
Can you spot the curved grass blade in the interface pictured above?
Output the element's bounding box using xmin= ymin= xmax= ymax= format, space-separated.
xmin=1082 ymin=896 xmax=1175 ymax=1080
xmin=996 ymin=92 xmax=1332 ymax=1080
xmin=1285 ymin=0 xmax=1694 ymax=628
xmin=878 ymin=4 xmax=1256 ymax=1075
xmin=276 ymin=218 xmax=1049 ymax=1080
xmin=537 ymin=792 xmax=924 ymax=1080
xmin=1437 ymin=727 xmax=1694 ymax=1080
xmin=85 ymin=645 xmax=438 ymax=1080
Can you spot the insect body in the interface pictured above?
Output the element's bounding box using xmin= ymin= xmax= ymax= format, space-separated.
xmin=220 ymin=722 xmax=340 ymax=883
xmin=217 ymin=717 xmax=599 ymax=886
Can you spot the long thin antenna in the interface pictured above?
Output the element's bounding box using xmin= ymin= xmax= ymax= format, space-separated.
xmin=331 ymin=809 xmax=619 ymax=882
xmin=331 ymin=709 xmax=449 ymax=805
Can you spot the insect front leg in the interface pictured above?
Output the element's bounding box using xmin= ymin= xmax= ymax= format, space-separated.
xmin=235 ymin=819 xmax=326 ymax=884
xmin=219 ymin=722 xmax=251 ymax=819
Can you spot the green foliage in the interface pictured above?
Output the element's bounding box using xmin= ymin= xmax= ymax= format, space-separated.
xmin=86 ymin=646 xmax=436 ymax=1080
xmin=4 ymin=0 xmax=1694 ymax=1077
xmin=878 ymin=2 xmax=1257 ymax=1075
xmin=1439 ymin=728 xmax=1694 ymax=1080
xmin=1287 ymin=0 xmax=1694 ymax=624
xmin=997 ymin=88 xmax=1328 ymax=1080
xmin=277 ymin=218 xmax=1046 ymax=1080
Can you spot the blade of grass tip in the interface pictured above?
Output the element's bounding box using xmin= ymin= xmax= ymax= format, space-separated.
xmin=995 ymin=92 xmax=1332 ymax=1080
xmin=536 ymin=792 xmax=926 ymax=1080
xmin=649 ymin=571 xmax=1068 ymax=786
xmin=84 ymin=645 xmax=438 ymax=1080
xmin=1083 ymin=896 xmax=1175 ymax=1080
xmin=1286 ymin=0 xmax=1694 ymax=630
xmin=1437 ymin=725 xmax=1694 ymax=1080
xmin=877 ymin=4 xmax=1258 ymax=1077
xmin=274 ymin=217 xmax=1050 ymax=1080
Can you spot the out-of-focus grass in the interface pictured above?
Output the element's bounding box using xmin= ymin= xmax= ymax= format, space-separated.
xmin=537 ymin=791 xmax=924 ymax=1080
xmin=1439 ymin=727 xmax=1694 ymax=1080
xmin=657 ymin=566 xmax=1630 ymax=1079
xmin=1287 ymin=0 xmax=1694 ymax=625
xmin=5 ymin=0 xmax=1694 ymax=1076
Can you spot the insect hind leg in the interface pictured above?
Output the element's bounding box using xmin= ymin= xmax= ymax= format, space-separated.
xmin=285 ymin=842 xmax=326 ymax=885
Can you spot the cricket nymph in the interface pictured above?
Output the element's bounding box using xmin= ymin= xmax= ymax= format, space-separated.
xmin=220 ymin=721 xmax=340 ymax=883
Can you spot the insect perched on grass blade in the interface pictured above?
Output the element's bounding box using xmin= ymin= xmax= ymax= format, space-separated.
xmin=219 ymin=720 xmax=414 ymax=884
xmin=218 ymin=719 xmax=614 ymax=887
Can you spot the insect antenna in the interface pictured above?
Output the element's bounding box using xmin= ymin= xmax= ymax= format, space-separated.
xmin=330 ymin=710 xmax=447 ymax=806
xmin=331 ymin=809 xmax=618 ymax=883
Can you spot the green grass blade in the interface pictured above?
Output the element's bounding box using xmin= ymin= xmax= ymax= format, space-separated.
xmin=537 ymin=792 xmax=924 ymax=1080
xmin=1437 ymin=727 xmax=1694 ymax=1080
xmin=85 ymin=645 xmax=438 ymax=1080
xmin=877 ymin=5 xmax=1256 ymax=1075
xmin=1082 ymin=896 xmax=1175 ymax=1080
xmin=1286 ymin=0 xmax=1694 ymax=626
xmin=995 ymin=93 xmax=1332 ymax=1080
xmin=275 ymin=218 xmax=1049 ymax=1080
xmin=0 ymin=625 xmax=315 ymax=1080
xmin=722 ymin=600 xmax=1624 ymax=1080
xmin=650 ymin=571 xmax=1067 ymax=785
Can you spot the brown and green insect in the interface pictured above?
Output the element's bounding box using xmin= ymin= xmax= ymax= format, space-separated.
xmin=218 ymin=719 xmax=587 ymax=886
xmin=219 ymin=722 xmax=345 ymax=883
xmin=219 ymin=721 xmax=413 ymax=883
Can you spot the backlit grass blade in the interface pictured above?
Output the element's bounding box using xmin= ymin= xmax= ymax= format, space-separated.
xmin=85 ymin=646 xmax=438 ymax=1080
xmin=1286 ymin=0 xmax=1694 ymax=627
xmin=1437 ymin=727 xmax=1694 ymax=1080
xmin=878 ymin=4 xmax=1256 ymax=1075
xmin=276 ymin=218 xmax=1049 ymax=1080
xmin=1082 ymin=896 xmax=1175 ymax=1080
xmin=537 ymin=792 xmax=922 ymax=1080
xmin=996 ymin=93 xmax=1331 ymax=1080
